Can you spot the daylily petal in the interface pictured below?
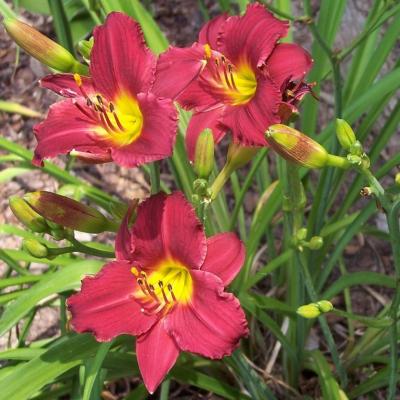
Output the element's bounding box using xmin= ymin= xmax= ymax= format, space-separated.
xmin=152 ymin=43 xmax=207 ymax=99
xmin=222 ymin=77 xmax=281 ymax=146
xmin=40 ymin=73 xmax=95 ymax=98
xmin=136 ymin=321 xmax=180 ymax=394
xmin=33 ymin=99 xmax=103 ymax=166
xmin=198 ymin=13 xmax=228 ymax=50
xmin=267 ymin=43 xmax=313 ymax=88
xmin=278 ymin=102 xmax=298 ymax=123
xmin=176 ymin=78 xmax=219 ymax=112
xmin=162 ymin=192 xmax=207 ymax=269
xmin=201 ymin=233 xmax=245 ymax=286
xmin=111 ymin=93 xmax=177 ymax=168
xmin=67 ymin=261 xmax=157 ymax=341
xmin=90 ymin=12 xmax=155 ymax=100
xmin=131 ymin=193 xmax=166 ymax=268
xmin=165 ymin=270 xmax=248 ymax=358
xmin=220 ymin=3 xmax=288 ymax=69
xmin=115 ymin=203 xmax=136 ymax=261
xmin=186 ymin=107 xmax=226 ymax=161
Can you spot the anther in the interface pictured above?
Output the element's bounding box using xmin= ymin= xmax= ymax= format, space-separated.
xmin=131 ymin=267 xmax=139 ymax=276
xmin=167 ymin=284 xmax=177 ymax=302
xmin=73 ymin=73 xmax=82 ymax=87
xmin=109 ymin=102 xmax=115 ymax=113
xmin=96 ymin=95 xmax=103 ymax=105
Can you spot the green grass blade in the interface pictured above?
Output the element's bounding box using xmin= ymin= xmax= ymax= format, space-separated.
xmin=0 ymin=334 xmax=100 ymax=400
xmin=0 ymin=260 xmax=102 ymax=336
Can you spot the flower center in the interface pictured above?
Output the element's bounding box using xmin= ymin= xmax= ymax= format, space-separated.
xmin=200 ymin=46 xmax=257 ymax=106
xmin=131 ymin=261 xmax=193 ymax=316
xmin=73 ymin=74 xmax=143 ymax=147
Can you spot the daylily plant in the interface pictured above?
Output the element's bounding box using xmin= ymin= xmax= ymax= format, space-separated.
xmin=153 ymin=3 xmax=313 ymax=158
xmin=67 ymin=192 xmax=248 ymax=393
xmin=33 ymin=12 xmax=178 ymax=167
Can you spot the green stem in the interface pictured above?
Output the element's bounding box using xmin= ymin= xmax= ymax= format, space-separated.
xmin=299 ymin=255 xmax=348 ymax=387
xmin=229 ymin=149 xmax=268 ymax=231
xmin=387 ymin=199 xmax=400 ymax=399
xmin=149 ymin=161 xmax=161 ymax=195
xmin=69 ymin=238 xmax=115 ymax=258
xmin=209 ymin=164 xmax=235 ymax=200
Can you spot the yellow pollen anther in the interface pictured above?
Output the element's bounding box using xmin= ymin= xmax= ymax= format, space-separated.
xmin=73 ymin=73 xmax=82 ymax=87
xmin=131 ymin=267 xmax=139 ymax=276
xmin=204 ymin=43 xmax=212 ymax=59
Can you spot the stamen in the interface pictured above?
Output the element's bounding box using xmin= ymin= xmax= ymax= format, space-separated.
xmin=167 ymin=283 xmax=177 ymax=302
xmin=109 ymin=102 xmax=115 ymax=113
xmin=222 ymin=63 xmax=233 ymax=90
xmin=131 ymin=267 xmax=139 ymax=276
xmin=73 ymin=100 xmax=96 ymax=122
xmin=136 ymin=278 xmax=148 ymax=295
xmin=228 ymin=64 xmax=238 ymax=91
xmin=112 ymin=111 xmax=125 ymax=132
xmin=148 ymin=284 xmax=160 ymax=302
xmin=96 ymin=95 xmax=103 ymax=105
xmin=158 ymin=281 xmax=170 ymax=304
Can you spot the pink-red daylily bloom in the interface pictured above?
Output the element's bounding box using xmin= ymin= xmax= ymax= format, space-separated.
xmin=33 ymin=12 xmax=178 ymax=167
xmin=152 ymin=3 xmax=313 ymax=159
xmin=67 ymin=192 xmax=248 ymax=393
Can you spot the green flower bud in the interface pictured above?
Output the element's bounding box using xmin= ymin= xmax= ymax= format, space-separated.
xmin=336 ymin=119 xmax=356 ymax=151
xmin=296 ymin=228 xmax=308 ymax=241
xmin=77 ymin=37 xmax=93 ymax=61
xmin=308 ymin=236 xmax=324 ymax=250
xmin=349 ymin=141 xmax=363 ymax=157
xmin=194 ymin=129 xmax=215 ymax=179
xmin=395 ymin=173 xmax=400 ymax=186
xmin=266 ymin=124 xmax=328 ymax=169
xmin=23 ymin=239 xmax=48 ymax=258
xmin=9 ymin=196 xmax=49 ymax=233
xmin=193 ymin=178 xmax=209 ymax=197
xmin=24 ymin=191 xmax=118 ymax=233
xmin=297 ymin=304 xmax=321 ymax=319
xmin=3 ymin=18 xmax=87 ymax=74
xmin=226 ymin=142 xmax=259 ymax=170
xmin=317 ymin=300 xmax=334 ymax=313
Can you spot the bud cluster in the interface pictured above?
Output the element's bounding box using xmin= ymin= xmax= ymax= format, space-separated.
xmin=293 ymin=227 xmax=324 ymax=251
xmin=297 ymin=300 xmax=333 ymax=319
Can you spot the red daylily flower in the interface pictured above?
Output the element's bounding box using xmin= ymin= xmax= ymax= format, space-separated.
xmin=152 ymin=3 xmax=313 ymax=159
xmin=67 ymin=192 xmax=248 ymax=393
xmin=33 ymin=12 xmax=178 ymax=167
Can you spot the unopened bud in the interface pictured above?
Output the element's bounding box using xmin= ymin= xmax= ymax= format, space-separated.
xmin=317 ymin=300 xmax=333 ymax=313
xmin=193 ymin=129 xmax=215 ymax=179
xmin=23 ymin=239 xmax=48 ymax=258
xmin=297 ymin=304 xmax=321 ymax=319
xmin=297 ymin=300 xmax=333 ymax=319
xmin=266 ymin=124 xmax=328 ymax=169
xmin=296 ymin=228 xmax=308 ymax=241
xmin=226 ymin=143 xmax=259 ymax=170
xmin=24 ymin=191 xmax=118 ymax=233
xmin=336 ymin=119 xmax=356 ymax=151
xmin=3 ymin=18 xmax=86 ymax=73
xmin=9 ymin=196 xmax=49 ymax=233
xmin=349 ymin=141 xmax=363 ymax=157
xmin=395 ymin=173 xmax=400 ymax=186
xmin=77 ymin=37 xmax=93 ymax=61
xmin=308 ymin=236 xmax=324 ymax=250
